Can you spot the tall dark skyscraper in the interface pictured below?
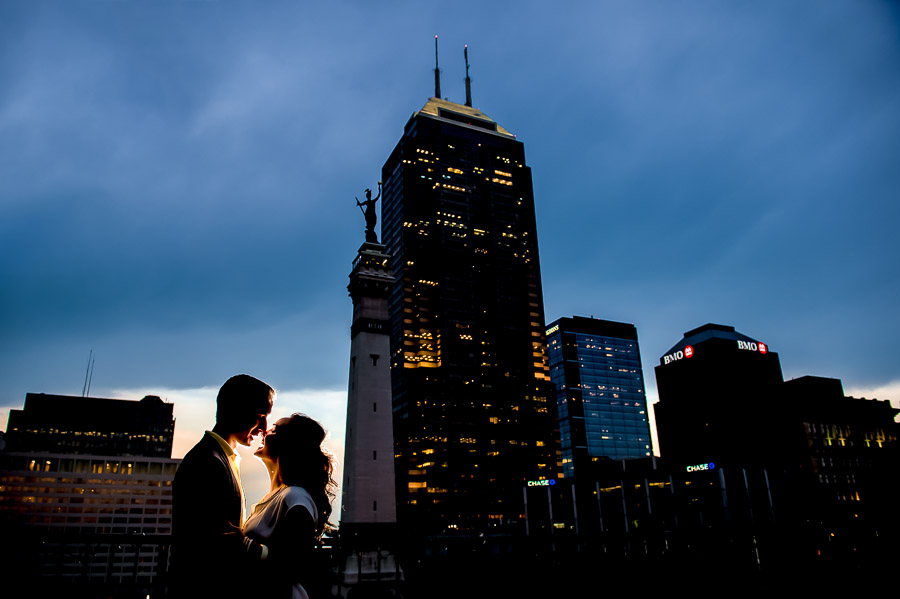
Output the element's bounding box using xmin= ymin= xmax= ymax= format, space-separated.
xmin=380 ymin=93 xmax=556 ymax=533
xmin=546 ymin=316 xmax=652 ymax=477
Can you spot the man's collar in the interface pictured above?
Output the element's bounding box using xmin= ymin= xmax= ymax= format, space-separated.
xmin=206 ymin=430 xmax=236 ymax=458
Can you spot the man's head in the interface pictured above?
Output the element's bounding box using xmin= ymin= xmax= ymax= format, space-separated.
xmin=215 ymin=374 xmax=274 ymax=446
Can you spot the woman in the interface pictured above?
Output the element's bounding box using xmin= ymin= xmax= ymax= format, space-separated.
xmin=243 ymin=413 xmax=337 ymax=599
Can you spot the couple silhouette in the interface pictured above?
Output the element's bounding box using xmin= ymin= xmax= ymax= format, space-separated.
xmin=170 ymin=374 xmax=335 ymax=599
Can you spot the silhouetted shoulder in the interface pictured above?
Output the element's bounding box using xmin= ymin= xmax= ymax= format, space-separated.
xmin=283 ymin=486 xmax=317 ymax=524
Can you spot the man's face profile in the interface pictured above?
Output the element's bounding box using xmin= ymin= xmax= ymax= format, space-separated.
xmin=237 ymin=402 xmax=272 ymax=446
xmin=248 ymin=413 xmax=268 ymax=443
xmin=215 ymin=374 xmax=274 ymax=445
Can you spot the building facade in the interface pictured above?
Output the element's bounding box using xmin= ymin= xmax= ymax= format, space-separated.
xmin=777 ymin=375 xmax=899 ymax=568
xmin=381 ymin=96 xmax=557 ymax=533
xmin=653 ymin=323 xmax=784 ymax=466
xmin=652 ymin=325 xmax=899 ymax=579
xmin=546 ymin=316 xmax=652 ymax=477
xmin=1 ymin=394 xmax=178 ymax=596
xmin=5 ymin=393 xmax=175 ymax=457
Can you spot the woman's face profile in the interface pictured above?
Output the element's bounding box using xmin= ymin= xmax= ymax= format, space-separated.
xmin=254 ymin=417 xmax=292 ymax=462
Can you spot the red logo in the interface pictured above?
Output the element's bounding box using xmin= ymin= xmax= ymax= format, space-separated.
xmin=684 ymin=345 xmax=694 ymax=358
xmin=758 ymin=343 xmax=767 ymax=354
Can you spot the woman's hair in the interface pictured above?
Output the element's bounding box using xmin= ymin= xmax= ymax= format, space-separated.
xmin=266 ymin=413 xmax=337 ymax=536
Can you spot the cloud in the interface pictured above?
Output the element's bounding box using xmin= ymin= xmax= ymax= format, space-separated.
xmin=844 ymin=381 xmax=900 ymax=411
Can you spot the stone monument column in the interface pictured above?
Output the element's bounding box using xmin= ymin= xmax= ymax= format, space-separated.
xmin=340 ymin=225 xmax=401 ymax=588
xmin=342 ymin=240 xmax=397 ymax=528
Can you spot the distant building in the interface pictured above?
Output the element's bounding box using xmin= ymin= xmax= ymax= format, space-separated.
xmin=380 ymin=89 xmax=557 ymax=534
xmin=546 ymin=316 xmax=652 ymax=477
xmin=523 ymin=456 xmax=778 ymax=560
xmin=653 ymin=323 xmax=784 ymax=465
xmin=776 ymin=375 xmax=899 ymax=566
xmin=652 ymin=325 xmax=899 ymax=576
xmin=781 ymin=375 xmax=897 ymax=470
xmin=525 ymin=383 xmax=898 ymax=585
xmin=0 ymin=393 xmax=179 ymax=597
xmin=5 ymin=393 xmax=175 ymax=456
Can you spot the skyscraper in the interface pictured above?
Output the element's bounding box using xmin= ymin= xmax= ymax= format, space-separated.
xmin=380 ymin=90 xmax=556 ymax=533
xmin=653 ymin=323 xmax=784 ymax=465
xmin=546 ymin=316 xmax=652 ymax=477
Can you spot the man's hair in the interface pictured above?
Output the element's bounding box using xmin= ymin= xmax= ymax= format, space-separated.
xmin=215 ymin=374 xmax=274 ymax=432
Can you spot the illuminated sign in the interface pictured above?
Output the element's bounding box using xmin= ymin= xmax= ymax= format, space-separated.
xmin=663 ymin=345 xmax=694 ymax=365
xmin=546 ymin=324 xmax=560 ymax=335
xmin=737 ymin=340 xmax=767 ymax=354
xmin=527 ymin=479 xmax=556 ymax=487
xmin=686 ymin=462 xmax=715 ymax=473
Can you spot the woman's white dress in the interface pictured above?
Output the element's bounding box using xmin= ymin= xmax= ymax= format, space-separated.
xmin=244 ymin=486 xmax=318 ymax=599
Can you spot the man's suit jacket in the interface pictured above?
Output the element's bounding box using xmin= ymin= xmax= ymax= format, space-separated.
xmin=171 ymin=432 xmax=259 ymax=597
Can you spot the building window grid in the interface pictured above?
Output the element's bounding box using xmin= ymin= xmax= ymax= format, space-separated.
xmin=548 ymin=324 xmax=653 ymax=466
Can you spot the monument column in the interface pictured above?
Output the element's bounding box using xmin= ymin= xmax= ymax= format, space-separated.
xmin=342 ymin=239 xmax=397 ymax=531
xmin=339 ymin=197 xmax=402 ymax=589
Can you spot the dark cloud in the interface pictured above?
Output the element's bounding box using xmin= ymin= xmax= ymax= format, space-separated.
xmin=1 ymin=1 xmax=898 ymax=413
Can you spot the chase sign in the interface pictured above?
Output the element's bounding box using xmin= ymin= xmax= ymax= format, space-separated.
xmin=527 ymin=479 xmax=556 ymax=487
xmin=686 ymin=462 xmax=715 ymax=473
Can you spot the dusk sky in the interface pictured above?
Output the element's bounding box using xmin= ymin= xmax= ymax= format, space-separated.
xmin=2 ymin=1 xmax=899 ymax=505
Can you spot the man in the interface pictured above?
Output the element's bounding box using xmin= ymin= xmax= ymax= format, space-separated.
xmin=170 ymin=374 xmax=274 ymax=597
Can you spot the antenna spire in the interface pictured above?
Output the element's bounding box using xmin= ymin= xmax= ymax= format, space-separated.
xmin=86 ymin=352 xmax=95 ymax=397
xmin=82 ymin=349 xmax=95 ymax=397
xmin=434 ymin=35 xmax=441 ymax=99
xmin=464 ymin=44 xmax=472 ymax=107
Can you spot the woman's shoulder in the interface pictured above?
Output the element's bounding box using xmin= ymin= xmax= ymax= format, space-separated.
xmin=283 ymin=486 xmax=315 ymax=507
xmin=283 ymin=486 xmax=318 ymax=521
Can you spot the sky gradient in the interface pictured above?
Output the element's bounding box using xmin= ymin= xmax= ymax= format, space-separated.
xmin=2 ymin=1 xmax=899 ymax=506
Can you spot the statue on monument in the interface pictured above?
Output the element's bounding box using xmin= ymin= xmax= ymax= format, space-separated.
xmin=356 ymin=182 xmax=381 ymax=243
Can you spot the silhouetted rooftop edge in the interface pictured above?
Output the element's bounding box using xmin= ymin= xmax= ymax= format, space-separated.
xmin=663 ymin=322 xmax=764 ymax=357
xmin=415 ymin=97 xmax=515 ymax=139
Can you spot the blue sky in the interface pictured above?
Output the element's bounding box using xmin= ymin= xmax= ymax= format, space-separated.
xmin=2 ymin=1 xmax=899 ymax=502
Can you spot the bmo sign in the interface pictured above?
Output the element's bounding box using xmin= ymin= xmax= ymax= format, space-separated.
xmin=662 ymin=345 xmax=694 ymax=365
xmin=737 ymin=340 xmax=768 ymax=354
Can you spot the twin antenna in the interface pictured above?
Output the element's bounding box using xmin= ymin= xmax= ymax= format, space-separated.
xmin=434 ymin=36 xmax=473 ymax=107
xmin=82 ymin=349 xmax=95 ymax=397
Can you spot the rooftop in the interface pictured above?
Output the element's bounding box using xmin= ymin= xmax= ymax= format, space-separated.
xmin=414 ymin=97 xmax=515 ymax=139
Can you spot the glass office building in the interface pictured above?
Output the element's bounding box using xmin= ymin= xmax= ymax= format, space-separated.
xmin=546 ymin=316 xmax=652 ymax=477
xmin=381 ymin=96 xmax=557 ymax=533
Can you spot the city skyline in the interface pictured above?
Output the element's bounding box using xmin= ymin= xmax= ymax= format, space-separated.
xmin=2 ymin=0 xmax=899 ymax=507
